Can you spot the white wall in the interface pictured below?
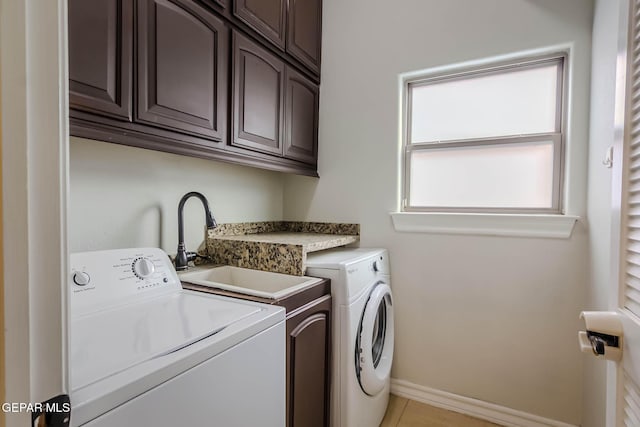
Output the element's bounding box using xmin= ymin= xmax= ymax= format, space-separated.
xmin=583 ymin=1 xmax=622 ymax=426
xmin=69 ymin=137 xmax=284 ymax=254
xmin=284 ymin=0 xmax=594 ymax=424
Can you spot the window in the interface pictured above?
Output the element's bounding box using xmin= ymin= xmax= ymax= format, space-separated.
xmin=402 ymin=53 xmax=566 ymax=214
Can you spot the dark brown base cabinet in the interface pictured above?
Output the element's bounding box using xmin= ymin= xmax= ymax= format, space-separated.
xmin=183 ymin=279 xmax=332 ymax=427
xmin=68 ymin=0 xmax=321 ymax=176
xmin=286 ymin=294 xmax=331 ymax=427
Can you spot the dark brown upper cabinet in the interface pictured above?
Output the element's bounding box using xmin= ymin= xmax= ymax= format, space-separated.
xmin=68 ymin=0 xmax=133 ymax=121
xmin=136 ymin=0 xmax=228 ymax=145
xmin=69 ymin=0 xmax=320 ymax=176
xmin=284 ymin=66 xmax=318 ymax=164
xmin=232 ymin=31 xmax=285 ymax=156
xmin=286 ymin=0 xmax=322 ymax=74
xmin=233 ymin=0 xmax=286 ymax=50
xmin=232 ymin=0 xmax=322 ymax=76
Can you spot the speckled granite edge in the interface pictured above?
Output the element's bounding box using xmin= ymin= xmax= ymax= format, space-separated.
xmin=283 ymin=222 xmax=360 ymax=235
xmin=208 ymin=239 xmax=305 ymax=276
xmin=304 ymin=235 xmax=359 ymax=252
xmin=207 ymin=221 xmax=359 ymax=237
xmin=205 ymin=221 xmax=360 ymax=275
xmin=208 ymin=221 xmax=285 ymax=236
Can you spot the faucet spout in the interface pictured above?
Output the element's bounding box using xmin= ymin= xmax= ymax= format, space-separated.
xmin=175 ymin=191 xmax=217 ymax=271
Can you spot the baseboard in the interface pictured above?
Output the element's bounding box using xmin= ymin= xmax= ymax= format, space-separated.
xmin=390 ymin=379 xmax=577 ymax=427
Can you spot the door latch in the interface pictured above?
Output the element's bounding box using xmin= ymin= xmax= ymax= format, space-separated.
xmin=578 ymin=311 xmax=623 ymax=361
xmin=603 ymin=146 xmax=614 ymax=168
xmin=31 ymin=394 xmax=71 ymax=427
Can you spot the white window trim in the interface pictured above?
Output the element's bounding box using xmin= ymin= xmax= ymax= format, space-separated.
xmin=392 ymin=45 xmax=580 ymax=238
xmin=390 ymin=212 xmax=578 ymax=238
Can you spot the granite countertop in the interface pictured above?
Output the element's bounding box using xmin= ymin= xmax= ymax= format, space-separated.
xmin=205 ymin=221 xmax=360 ymax=276
xmin=213 ymin=231 xmax=359 ymax=252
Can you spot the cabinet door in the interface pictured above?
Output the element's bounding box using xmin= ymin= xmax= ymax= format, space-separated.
xmin=232 ymin=32 xmax=285 ymax=155
xmin=283 ymin=67 xmax=318 ymax=164
xmin=286 ymin=0 xmax=322 ymax=73
xmin=68 ymin=0 xmax=133 ymax=121
xmin=286 ymin=295 xmax=331 ymax=427
xmin=137 ymin=0 xmax=228 ymax=144
xmin=233 ymin=0 xmax=286 ymax=49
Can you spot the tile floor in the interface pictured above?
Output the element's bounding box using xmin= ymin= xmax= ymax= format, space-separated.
xmin=380 ymin=395 xmax=504 ymax=427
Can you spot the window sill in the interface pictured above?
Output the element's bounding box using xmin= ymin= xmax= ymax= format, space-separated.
xmin=390 ymin=212 xmax=579 ymax=238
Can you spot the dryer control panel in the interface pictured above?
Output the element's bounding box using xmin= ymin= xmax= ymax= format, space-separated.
xmin=343 ymin=250 xmax=390 ymax=300
xmin=306 ymin=248 xmax=390 ymax=302
xmin=70 ymin=248 xmax=181 ymax=317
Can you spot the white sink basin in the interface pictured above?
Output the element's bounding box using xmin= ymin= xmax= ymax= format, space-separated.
xmin=179 ymin=266 xmax=322 ymax=299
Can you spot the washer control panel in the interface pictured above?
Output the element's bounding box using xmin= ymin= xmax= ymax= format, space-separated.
xmin=70 ymin=248 xmax=180 ymax=316
xmin=72 ymin=271 xmax=91 ymax=286
xmin=132 ymin=256 xmax=156 ymax=279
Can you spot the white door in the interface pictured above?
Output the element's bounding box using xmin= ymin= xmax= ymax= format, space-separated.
xmin=610 ymin=0 xmax=640 ymax=425
xmin=1 ymin=0 xmax=70 ymax=426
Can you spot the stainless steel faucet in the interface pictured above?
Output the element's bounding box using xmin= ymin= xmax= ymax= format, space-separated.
xmin=175 ymin=191 xmax=217 ymax=271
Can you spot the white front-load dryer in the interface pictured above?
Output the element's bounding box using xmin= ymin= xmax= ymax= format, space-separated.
xmin=306 ymin=248 xmax=394 ymax=427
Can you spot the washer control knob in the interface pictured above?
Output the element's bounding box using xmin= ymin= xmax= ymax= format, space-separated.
xmin=373 ymin=261 xmax=379 ymax=272
xmin=73 ymin=271 xmax=91 ymax=286
xmin=133 ymin=257 xmax=155 ymax=279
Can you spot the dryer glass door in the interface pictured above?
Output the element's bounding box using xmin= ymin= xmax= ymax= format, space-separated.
xmin=356 ymin=281 xmax=394 ymax=396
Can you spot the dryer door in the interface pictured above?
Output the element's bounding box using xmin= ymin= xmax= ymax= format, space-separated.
xmin=356 ymin=281 xmax=394 ymax=396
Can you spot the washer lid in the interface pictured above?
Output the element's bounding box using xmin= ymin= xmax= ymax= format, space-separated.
xmin=70 ymin=291 xmax=262 ymax=391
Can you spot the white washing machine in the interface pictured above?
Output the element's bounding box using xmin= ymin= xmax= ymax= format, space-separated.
xmin=69 ymin=248 xmax=285 ymax=426
xmin=306 ymin=248 xmax=394 ymax=427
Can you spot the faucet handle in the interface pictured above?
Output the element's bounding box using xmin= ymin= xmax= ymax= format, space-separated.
xmin=175 ymin=251 xmax=198 ymax=271
xmin=174 ymin=243 xmax=193 ymax=271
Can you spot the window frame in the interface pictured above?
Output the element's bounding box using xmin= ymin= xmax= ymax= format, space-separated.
xmin=401 ymin=53 xmax=567 ymax=214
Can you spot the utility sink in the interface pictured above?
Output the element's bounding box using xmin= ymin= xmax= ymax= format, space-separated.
xmin=179 ymin=266 xmax=322 ymax=300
